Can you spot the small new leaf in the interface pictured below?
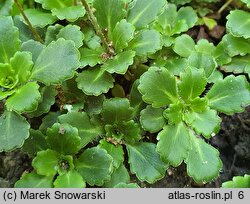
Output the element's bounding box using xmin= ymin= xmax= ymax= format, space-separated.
xmin=0 ymin=16 xmax=20 ymax=63
xmin=6 ymin=82 xmax=41 ymax=113
xmin=178 ymin=68 xmax=207 ymax=101
xmin=111 ymin=20 xmax=135 ymax=52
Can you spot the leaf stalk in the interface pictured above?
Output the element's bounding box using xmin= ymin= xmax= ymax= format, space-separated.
xmin=14 ymin=0 xmax=44 ymax=43
xmin=81 ymin=0 xmax=115 ymax=56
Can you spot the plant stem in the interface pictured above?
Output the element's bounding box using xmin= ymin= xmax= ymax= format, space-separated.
xmin=218 ymin=0 xmax=233 ymax=14
xmin=14 ymin=0 xmax=44 ymax=43
xmin=81 ymin=0 xmax=114 ymax=56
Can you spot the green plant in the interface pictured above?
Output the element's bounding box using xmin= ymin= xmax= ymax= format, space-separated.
xmin=222 ymin=175 xmax=250 ymax=188
xmin=0 ymin=0 xmax=250 ymax=188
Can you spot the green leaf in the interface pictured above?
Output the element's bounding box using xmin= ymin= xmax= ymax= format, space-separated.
xmin=138 ymin=67 xmax=178 ymax=108
xmin=130 ymin=80 xmax=146 ymax=116
xmin=93 ymin=0 xmax=126 ymax=31
xmin=101 ymin=98 xmax=134 ymax=124
xmin=140 ymin=106 xmax=165 ymax=133
xmin=0 ymin=63 xmax=18 ymax=89
xmin=154 ymin=4 xmax=197 ymax=36
xmin=21 ymin=9 xmax=57 ymax=28
xmin=22 ymin=129 xmax=48 ymax=156
xmin=104 ymin=164 xmax=130 ymax=188
xmin=189 ymin=97 xmax=208 ymax=112
xmin=111 ymin=19 xmax=135 ymax=51
xmin=102 ymin=51 xmax=135 ymax=75
xmin=58 ymin=112 xmax=103 ymax=148
xmin=184 ymin=108 xmax=221 ymax=138
xmin=129 ymin=30 xmax=162 ymax=56
xmin=79 ymin=48 xmax=103 ymax=67
xmin=35 ymin=0 xmax=85 ymax=21
xmin=15 ymin=172 xmax=53 ymax=188
xmin=57 ymin=155 xmax=74 ymax=175
xmin=9 ymin=51 xmax=33 ymax=83
xmin=176 ymin=6 xmax=198 ymax=28
xmin=206 ymin=75 xmax=250 ymax=115
xmin=31 ymin=38 xmax=80 ymax=85
xmin=221 ymin=55 xmax=250 ymax=76
xmin=28 ymin=86 xmax=57 ymax=118
xmin=32 ymin=149 xmax=60 ymax=177
xmin=114 ymin=183 xmax=140 ymax=188
xmin=214 ymin=42 xmax=232 ymax=66
xmin=185 ymin=136 xmax=222 ymax=183
xmin=188 ymin=52 xmax=217 ymax=78
xmin=222 ymin=34 xmax=250 ymax=57
xmin=157 ymin=123 xmax=191 ymax=166
xmin=0 ymin=110 xmax=30 ymax=152
xmin=21 ymin=40 xmax=45 ymax=62
xmin=127 ymin=142 xmax=168 ymax=184
xmin=178 ymin=68 xmax=207 ymax=101
xmin=226 ymin=10 xmax=250 ymax=39
xmin=57 ymin=25 xmax=84 ymax=48
xmin=0 ymin=89 xmax=15 ymax=101
xmin=45 ymin=24 xmax=63 ymax=45
xmin=173 ymin=34 xmax=195 ymax=57
xmin=39 ymin=112 xmax=61 ymax=133
xmin=164 ymin=58 xmax=187 ymax=75
xmin=127 ymin=0 xmax=165 ymax=29
xmin=163 ymin=103 xmax=183 ymax=124
xmin=84 ymin=94 xmax=105 ymax=115
xmin=76 ymin=147 xmax=113 ymax=186
xmin=195 ymin=39 xmax=216 ymax=55
xmin=121 ymin=120 xmax=141 ymax=144
xmin=52 ymin=5 xmax=86 ymax=21
xmin=208 ymin=70 xmax=224 ymax=83
xmin=222 ymin=174 xmax=250 ymax=188
xmin=0 ymin=0 xmax=13 ymax=16
xmin=0 ymin=16 xmax=20 ymax=63
xmin=46 ymin=123 xmax=81 ymax=155
xmin=6 ymin=82 xmax=41 ymax=113
xmin=54 ymin=170 xmax=86 ymax=188
xmin=241 ymin=0 xmax=250 ymax=7
xmin=76 ymin=68 xmax=114 ymax=96
xmin=98 ymin=140 xmax=124 ymax=169
xmin=105 ymin=120 xmax=141 ymax=144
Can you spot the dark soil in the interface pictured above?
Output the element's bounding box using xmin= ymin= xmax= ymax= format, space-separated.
xmin=0 ymin=108 xmax=249 ymax=188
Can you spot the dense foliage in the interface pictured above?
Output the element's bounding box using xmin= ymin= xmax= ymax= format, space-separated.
xmin=0 ymin=0 xmax=250 ymax=188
